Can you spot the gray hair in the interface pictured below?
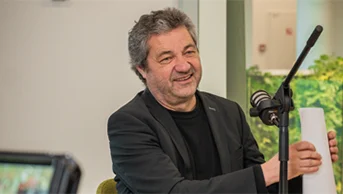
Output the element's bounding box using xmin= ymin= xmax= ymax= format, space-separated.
xmin=128 ymin=7 xmax=198 ymax=84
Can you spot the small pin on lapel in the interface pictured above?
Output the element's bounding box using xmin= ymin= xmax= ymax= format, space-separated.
xmin=208 ymin=107 xmax=216 ymax=111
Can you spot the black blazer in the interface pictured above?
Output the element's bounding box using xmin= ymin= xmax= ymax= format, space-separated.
xmin=107 ymin=89 xmax=300 ymax=193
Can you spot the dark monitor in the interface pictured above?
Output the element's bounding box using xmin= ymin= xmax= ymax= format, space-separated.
xmin=0 ymin=151 xmax=82 ymax=194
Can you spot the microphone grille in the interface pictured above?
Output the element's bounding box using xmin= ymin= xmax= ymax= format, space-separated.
xmin=250 ymin=90 xmax=271 ymax=107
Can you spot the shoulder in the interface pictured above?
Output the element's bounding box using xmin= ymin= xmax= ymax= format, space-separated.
xmin=108 ymin=91 xmax=150 ymax=126
xmin=197 ymin=90 xmax=247 ymax=125
xmin=106 ymin=90 xmax=163 ymax=145
xmin=115 ymin=91 xmax=147 ymax=113
xmin=197 ymin=90 xmax=243 ymax=113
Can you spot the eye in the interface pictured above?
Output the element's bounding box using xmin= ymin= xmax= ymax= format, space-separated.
xmin=185 ymin=50 xmax=196 ymax=56
xmin=160 ymin=57 xmax=173 ymax=64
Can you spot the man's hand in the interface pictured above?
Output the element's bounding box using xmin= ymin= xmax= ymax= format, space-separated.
xmin=261 ymin=141 xmax=322 ymax=186
xmin=262 ymin=141 xmax=322 ymax=186
xmin=287 ymin=141 xmax=322 ymax=179
xmin=262 ymin=130 xmax=339 ymax=187
xmin=328 ymin=130 xmax=339 ymax=162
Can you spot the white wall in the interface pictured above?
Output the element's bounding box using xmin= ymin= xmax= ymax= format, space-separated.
xmin=198 ymin=0 xmax=227 ymax=98
xmin=250 ymin=0 xmax=342 ymax=71
xmin=0 ymin=0 xmax=177 ymax=193
xmin=297 ymin=0 xmax=334 ymax=69
xmin=178 ymin=0 xmax=199 ymax=35
xmin=251 ymin=0 xmax=297 ymax=70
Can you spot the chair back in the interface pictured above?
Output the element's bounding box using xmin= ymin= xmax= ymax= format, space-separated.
xmin=96 ymin=178 xmax=117 ymax=194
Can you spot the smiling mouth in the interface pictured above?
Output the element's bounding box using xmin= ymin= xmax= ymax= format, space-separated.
xmin=174 ymin=74 xmax=193 ymax=81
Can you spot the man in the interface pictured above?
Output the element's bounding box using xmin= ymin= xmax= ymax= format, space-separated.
xmin=108 ymin=7 xmax=339 ymax=193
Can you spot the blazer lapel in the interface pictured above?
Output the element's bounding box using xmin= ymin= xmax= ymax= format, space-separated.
xmin=198 ymin=91 xmax=232 ymax=174
xmin=141 ymin=89 xmax=193 ymax=178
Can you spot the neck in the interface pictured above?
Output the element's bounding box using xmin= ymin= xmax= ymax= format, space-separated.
xmin=150 ymin=90 xmax=197 ymax=112
xmin=159 ymin=96 xmax=196 ymax=112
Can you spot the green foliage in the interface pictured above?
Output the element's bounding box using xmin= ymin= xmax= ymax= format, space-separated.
xmin=310 ymin=55 xmax=343 ymax=81
xmin=247 ymin=55 xmax=343 ymax=193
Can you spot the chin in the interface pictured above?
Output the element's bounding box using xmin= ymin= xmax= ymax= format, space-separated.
xmin=173 ymin=87 xmax=197 ymax=98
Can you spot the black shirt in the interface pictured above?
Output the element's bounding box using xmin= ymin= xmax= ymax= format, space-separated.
xmin=168 ymin=95 xmax=222 ymax=180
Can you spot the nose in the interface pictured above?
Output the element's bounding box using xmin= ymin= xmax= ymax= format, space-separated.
xmin=174 ymin=56 xmax=191 ymax=72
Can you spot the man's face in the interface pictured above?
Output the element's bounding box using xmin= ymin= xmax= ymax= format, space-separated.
xmin=137 ymin=26 xmax=202 ymax=103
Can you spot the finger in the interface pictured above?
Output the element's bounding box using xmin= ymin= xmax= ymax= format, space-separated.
xmin=299 ymin=166 xmax=320 ymax=174
xmin=296 ymin=141 xmax=316 ymax=151
xmin=330 ymin=147 xmax=339 ymax=154
xmin=329 ymin=139 xmax=337 ymax=147
xmin=328 ymin=131 xmax=336 ymax=140
xmin=299 ymin=159 xmax=322 ymax=168
xmin=298 ymin=151 xmax=322 ymax=160
xmin=331 ymin=154 xmax=339 ymax=163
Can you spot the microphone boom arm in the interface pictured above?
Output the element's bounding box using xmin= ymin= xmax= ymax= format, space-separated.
xmin=249 ymin=25 xmax=323 ymax=194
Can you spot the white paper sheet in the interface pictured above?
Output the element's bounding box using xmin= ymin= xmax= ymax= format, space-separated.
xmin=299 ymin=107 xmax=336 ymax=194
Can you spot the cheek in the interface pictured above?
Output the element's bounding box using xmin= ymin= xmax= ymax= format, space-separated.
xmin=191 ymin=59 xmax=202 ymax=72
xmin=148 ymin=68 xmax=173 ymax=82
xmin=196 ymin=63 xmax=202 ymax=72
xmin=160 ymin=66 xmax=175 ymax=80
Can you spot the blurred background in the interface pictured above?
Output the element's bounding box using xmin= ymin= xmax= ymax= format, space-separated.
xmin=0 ymin=0 xmax=342 ymax=193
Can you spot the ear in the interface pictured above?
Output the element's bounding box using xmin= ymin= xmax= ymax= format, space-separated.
xmin=136 ymin=65 xmax=147 ymax=79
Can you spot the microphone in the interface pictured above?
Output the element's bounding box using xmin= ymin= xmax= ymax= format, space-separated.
xmin=250 ymin=90 xmax=279 ymax=126
xmin=307 ymin=25 xmax=323 ymax=47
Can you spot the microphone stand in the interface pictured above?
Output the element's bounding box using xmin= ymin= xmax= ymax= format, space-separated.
xmin=250 ymin=25 xmax=323 ymax=194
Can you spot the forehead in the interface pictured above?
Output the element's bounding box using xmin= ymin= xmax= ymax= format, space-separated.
xmin=147 ymin=26 xmax=195 ymax=52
